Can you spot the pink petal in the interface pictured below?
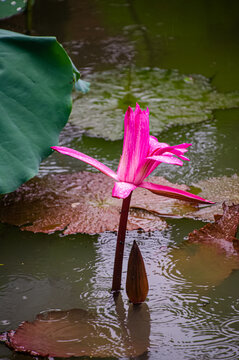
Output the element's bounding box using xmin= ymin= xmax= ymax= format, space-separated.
xmin=117 ymin=104 xmax=150 ymax=183
xmin=134 ymin=142 xmax=190 ymax=183
xmin=139 ymin=182 xmax=214 ymax=204
xmin=112 ymin=182 xmax=137 ymax=199
xmin=161 ymin=147 xmax=191 ymax=161
xmin=148 ymin=136 xmax=169 ymax=154
xmin=146 ymin=155 xmax=183 ymax=166
xmin=51 ymin=146 xmax=118 ymax=181
xmin=172 ymin=153 xmax=190 ymax=161
xmin=133 ymin=142 xmax=172 ymax=183
xmin=152 ymin=143 xmax=192 ymax=156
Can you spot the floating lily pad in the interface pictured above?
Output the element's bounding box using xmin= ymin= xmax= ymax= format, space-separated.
xmin=0 ymin=172 xmax=178 ymax=234
xmin=191 ymin=174 xmax=239 ymax=220
xmin=131 ymin=175 xmax=239 ymax=223
xmin=144 ymin=174 xmax=239 ymax=221
xmin=2 ymin=172 xmax=234 ymax=235
xmin=70 ymin=68 xmax=239 ymax=140
xmin=0 ymin=308 xmax=148 ymax=358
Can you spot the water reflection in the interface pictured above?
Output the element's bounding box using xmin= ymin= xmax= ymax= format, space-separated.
xmin=127 ymin=303 xmax=151 ymax=358
xmin=114 ymin=293 xmax=151 ymax=358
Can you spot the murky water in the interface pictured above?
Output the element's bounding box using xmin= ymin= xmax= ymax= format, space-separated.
xmin=1 ymin=0 xmax=239 ymax=359
xmin=1 ymin=223 xmax=239 ymax=359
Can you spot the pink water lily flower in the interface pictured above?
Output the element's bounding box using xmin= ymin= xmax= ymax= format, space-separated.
xmin=51 ymin=103 xmax=212 ymax=204
xmin=52 ymin=103 xmax=214 ymax=294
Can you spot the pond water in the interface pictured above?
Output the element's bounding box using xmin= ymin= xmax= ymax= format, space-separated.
xmin=0 ymin=0 xmax=239 ymax=359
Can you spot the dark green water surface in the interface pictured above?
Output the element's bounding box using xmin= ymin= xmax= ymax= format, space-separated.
xmin=0 ymin=1 xmax=239 ymax=359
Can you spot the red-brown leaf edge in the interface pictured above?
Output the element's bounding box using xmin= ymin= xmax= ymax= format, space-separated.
xmin=188 ymin=203 xmax=239 ymax=255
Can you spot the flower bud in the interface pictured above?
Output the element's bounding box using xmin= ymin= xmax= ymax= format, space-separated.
xmin=126 ymin=240 xmax=149 ymax=304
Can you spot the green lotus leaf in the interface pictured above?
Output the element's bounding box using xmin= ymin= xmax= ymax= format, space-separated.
xmin=71 ymin=60 xmax=90 ymax=93
xmin=0 ymin=29 xmax=74 ymax=194
xmin=0 ymin=0 xmax=28 ymax=20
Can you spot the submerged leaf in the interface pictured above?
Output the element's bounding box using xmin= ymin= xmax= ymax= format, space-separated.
xmin=167 ymin=203 xmax=239 ymax=286
xmin=188 ymin=203 xmax=239 ymax=255
xmin=169 ymin=243 xmax=239 ymax=286
xmin=1 ymin=308 xmax=148 ymax=358
xmin=126 ymin=241 xmax=149 ymax=304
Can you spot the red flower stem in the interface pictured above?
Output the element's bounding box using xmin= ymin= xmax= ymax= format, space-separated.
xmin=112 ymin=193 xmax=132 ymax=292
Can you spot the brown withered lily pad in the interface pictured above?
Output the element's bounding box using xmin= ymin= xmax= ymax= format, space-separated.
xmin=130 ymin=187 xmax=200 ymax=218
xmin=188 ymin=203 xmax=239 ymax=255
xmin=133 ymin=174 xmax=239 ymax=222
xmin=0 ymin=172 xmax=202 ymax=235
xmin=0 ymin=308 xmax=148 ymax=358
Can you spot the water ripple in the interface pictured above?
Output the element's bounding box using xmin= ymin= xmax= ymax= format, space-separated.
xmin=1 ymin=225 xmax=239 ymax=359
xmin=220 ymin=317 xmax=239 ymax=338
